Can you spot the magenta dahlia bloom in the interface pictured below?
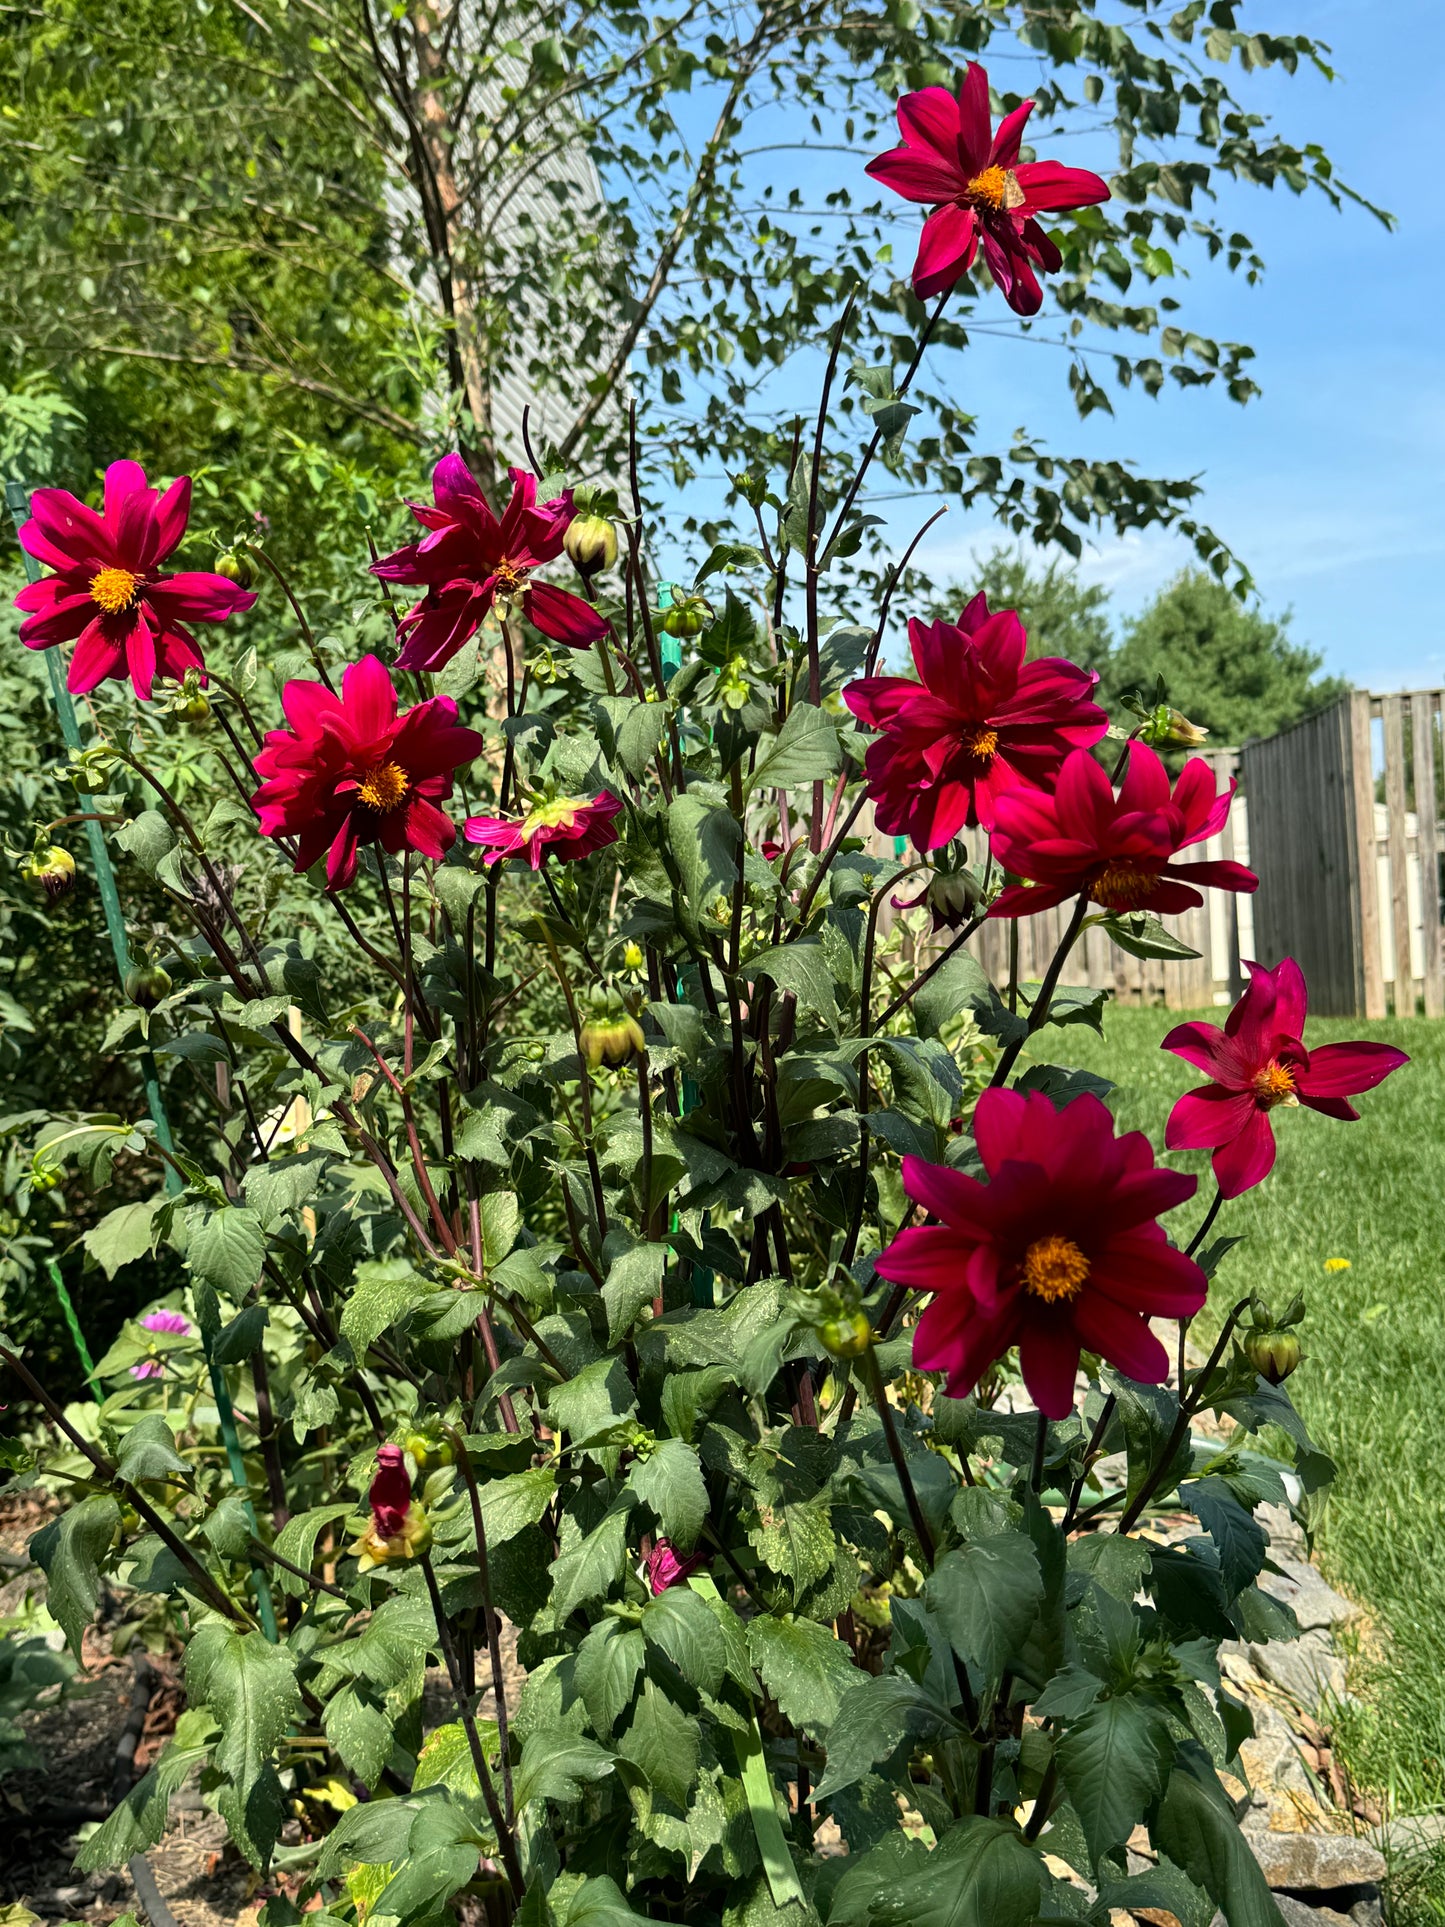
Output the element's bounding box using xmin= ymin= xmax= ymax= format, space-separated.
xmin=372 ymin=457 xmax=609 ymax=672
xmin=131 ymin=1309 xmax=192 ymax=1380
xmin=1163 ymin=958 xmax=1408 ymax=1199
xmin=252 ymin=654 xmax=483 ymax=890
xmin=875 ymin=1089 xmax=1205 ymax=1417
xmin=647 ymin=1540 xmax=705 ymax=1595
xmin=989 ymin=741 xmax=1257 ymax=919
xmin=368 ymin=1444 xmax=413 ymax=1540
xmin=464 ymin=791 xmax=622 ymax=870
xmin=844 ymin=591 xmax=1106 ymax=845
xmin=14 ymin=460 xmax=256 ymax=700
xmin=866 ymin=64 xmax=1110 ymax=314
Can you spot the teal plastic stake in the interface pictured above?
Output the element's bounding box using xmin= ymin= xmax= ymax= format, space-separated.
xmin=7 ymin=476 xmax=278 ymax=1641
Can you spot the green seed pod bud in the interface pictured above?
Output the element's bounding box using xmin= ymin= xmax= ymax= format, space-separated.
xmin=215 ymin=550 xmax=257 ymax=589
xmin=1243 ymin=1327 xmax=1303 ymax=1385
xmin=662 ymin=593 xmax=713 ymax=639
xmin=29 ymin=1161 xmax=62 ymax=1194
xmin=404 ymin=1430 xmax=455 ymax=1474
xmin=564 ymin=512 xmax=619 ymax=578
xmin=22 ymin=845 xmax=77 ymax=901
xmin=818 ymin=1310 xmax=874 ymax=1360
xmin=124 ymin=962 xmax=172 ymax=1010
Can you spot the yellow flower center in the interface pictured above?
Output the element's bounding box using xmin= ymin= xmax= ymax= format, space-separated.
xmin=1021 ymin=1234 xmax=1091 ymax=1304
xmin=1090 ymin=860 xmax=1162 ymax=913
xmin=89 ymin=566 xmax=141 ymax=614
xmin=1252 ymin=1060 xmax=1298 ymax=1109
xmin=493 ymin=556 xmax=528 ymax=596
xmin=965 ymin=165 xmax=1024 ymax=212
xmin=356 ymin=762 xmax=409 ymax=812
xmin=520 ymin=796 xmax=581 ymax=837
xmin=959 ymin=724 xmax=1000 ymax=769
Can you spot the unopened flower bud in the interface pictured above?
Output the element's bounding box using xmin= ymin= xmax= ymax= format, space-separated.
xmin=580 ymin=1014 xmax=646 ymax=1070
xmin=1140 ymin=702 xmax=1209 ymax=750
xmin=646 ymin=1538 xmax=706 ymax=1594
xmin=662 ymin=593 xmax=713 ymax=639
xmin=564 ymin=512 xmax=618 ymax=578
xmin=622 ymin=941 xmax=645 ymax=972
xmin=404 ymin=1430 xmax=454 ymax=1474
xmin=29 ymin=1160 xmax=61 ymax=1194
xmin=818 ymin=1309 xmax=874 ymax=1360
xmin=1243 ymin=1328 xmax=1303 ymax=1385
xmin=215 ymin=550 xmax=257 ymax=589
xmin=23 ymin=845 xmax=76 ymax=901
xmin=124 ymin=961 xmax=172 ymax=1009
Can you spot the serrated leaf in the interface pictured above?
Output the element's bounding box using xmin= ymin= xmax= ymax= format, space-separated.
xmin=812 ymin=1673 xmax=949 ymax=1803
xmin=1152 ymin=1747 xmax=1286 ymax=1927
xmin=270 ymin=1502 xmax=353 ymax=1597
xmin=641 ymin=1584 xmax=726 ymax=1696
xmin=551 ymin=1507 xmax=630 ymax=1618
xmin=323 ymin=1682 xmax=394 ymax=1788
xmin=1057 ymin=1692 xmax=1171 ymax=1867
xmin=870 ymin=1814 xmax=1045 ymax=1927
xmin=514 ymin=1724 xmax=615 ymax=1808
xmin=476 ymin=1465 xmax=557 ymax=1546
xmin=1182 ymin=1476 xmax=1267 ymax=1600
xmin=31 ymin=1494 xmax=120 ymax=1658
xmin=927 ymin=1533 xmax=1044 ymax=1691
xmin=750 ymin=703 xmax=841 ymax=790
xmin=188 ymin=1206 xmax=266 ymax=1302
xmin=602 ymin=1242 xmax=667 ymax=1344
xmin=115 ymin=1413 xmax=190 ymax=1484
xmin=83 ymin=1198 xmax=165 ymax=1278
xmin=746 ymin=1616 xmax=857 ymax=1738
xmin=186 ymin=1625 xmax=301 ymax=1866
xmin=339 ymin=1263 xmax=437 ymax=1355
xmin=629 ymin=1438 xmax=708 ymax=1547
xmin=575 ymin=1620 xmax=644 ymax=1738
xmin=617 ymin=1678 xmax=699 ymax=1809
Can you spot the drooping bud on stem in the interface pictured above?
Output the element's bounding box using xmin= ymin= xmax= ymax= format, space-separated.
xmin=564 ymin=513 xmax=618 ymax=578
xmin=22 ymin=845 xmax=77 ymax=900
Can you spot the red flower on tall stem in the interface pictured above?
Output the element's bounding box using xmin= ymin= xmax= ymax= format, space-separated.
xmin=875 ymin=1088 xmax=1206 ymax=1417
xmin=14 ymin=460 xmax=256 ymax=700
xmin=866 ymin=64 xmax=1110 ymax=313
xmin=989 ymin=741 xmax=1257 ymax=919
xmin=464 ymin=791 xmax=622 ymax=870
xmin=1163 ymin=957 xmax=1409 ymax=1198
xmin=252 ymin=654 xmax=483 ymax=890
xmin=372 ymin=456 xmax=609 ymax=672
xmin=844 ymin=591 xmax=1106 ymax=846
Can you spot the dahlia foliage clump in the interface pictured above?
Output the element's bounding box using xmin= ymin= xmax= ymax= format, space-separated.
xmin=3 ymin=61 xmax=1406 ymax=1927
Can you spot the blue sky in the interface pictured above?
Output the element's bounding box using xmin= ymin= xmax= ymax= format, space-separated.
xmin=905 ymin=2 xmax=1445 ymax=688
xmin=663 ymin=4 xmax=1444 ymax=690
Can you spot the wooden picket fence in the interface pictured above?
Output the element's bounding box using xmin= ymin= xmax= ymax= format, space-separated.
xmin=1243 ymin=689 xmax=1444 ymax=1018
xmin=865 ymin=693 xmax=1445 ymax=1018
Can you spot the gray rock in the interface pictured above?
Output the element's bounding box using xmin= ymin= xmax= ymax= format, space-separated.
xmin=1369 ymin=1809 xmax=1445 ymax=1858
xmin=1246 ymin=1828 xmax=1386 ymax=1890
xmin=1258 ymin=1501 xmax=1310 ymax=1562
xmin=1238 ymin=1699 xmax=1315 ymax=1802
xmin=1272 ymin=1897 xmax=1354 ymax=1927
xmin=1249 ymin=1631 xmax=1349 ymax=1712
xmin=1259 ymin=1559 xmax=1360 ymax=1633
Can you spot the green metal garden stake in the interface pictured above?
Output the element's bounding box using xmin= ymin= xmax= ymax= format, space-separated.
xmin=6 ymin=476 xmax=278 ymax=1640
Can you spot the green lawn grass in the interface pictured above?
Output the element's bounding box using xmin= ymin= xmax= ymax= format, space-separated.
xmin=1032 ymin=1003 xmax=1445 ymax=1843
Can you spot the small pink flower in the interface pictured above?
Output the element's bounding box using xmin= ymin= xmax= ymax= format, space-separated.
xmin=647 ymin=1539 xmax=705 ymax=1595
xmin=368 ymin=1444 xmax=413 ymax=1541
xmin=465 ymin=791 xmax=622 ymax=870
xmin=130 ymin=1310 xmax=191 ymax=1380
xmin=1163 ymin=958 xmax=1409 ymax=1198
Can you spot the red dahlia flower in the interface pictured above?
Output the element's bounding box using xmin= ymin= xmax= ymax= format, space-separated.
xmin=1163 ymin=957 xmax=1409 ymax=1198
xmin=989 ymin=741 xmax=1257 ymax=919
xmin=372 ymin=456 xmax=609 ymax=672
xmin=875 ymin=1088 xmax=1205 ymax=1417
xmin=252 ymin=653 xmax=483 ymax=890
xmin=866 ymin=64 xmax=1110 ymax=314
xmin=844 ymin=591 xmax=1106 ymax=845
xmin=647 ymin=1540 xmax=706 ymax=1595
xmin=464 ymin=791 xmax=622 ymax=869
xmin=14 ymin=460 xmax=256 ymax=700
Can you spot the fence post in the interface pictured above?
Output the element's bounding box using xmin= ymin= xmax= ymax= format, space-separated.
xmin=1347 ymin=691 xmax=1388 ymax=1019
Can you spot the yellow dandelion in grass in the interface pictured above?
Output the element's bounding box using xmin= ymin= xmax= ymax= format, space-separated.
xmin=1324 ymin=1257 xmax=1352 ymax=1273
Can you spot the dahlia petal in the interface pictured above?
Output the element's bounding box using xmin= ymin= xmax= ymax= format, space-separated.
xmin=899 ymin=1153 xmax=992 ymax=1234
xmin=395 ymin=585 xmax=490 ymax=674
xmin=1164 ymin=1085 xmax=1258 ymax=1153
xmin=1013 ymin=159 xmax=1111 ymax=212
xmin=902 ymin=776 xmax=976 ymax=851
xmin=103 ymin=459 xmax=149 ymax=518
xmin=1161 ymin=1019 xmax=1248 ymax=1084
xmin=111 ymin=470 xmax=157 ymax=568
xmin=1296 ymin=1040 xmax=1409 ymax=1098
xmin=1091 ymin=1237 xmax=1207 ymax=1317
xmin=325 ymin=817 xmax=362 ymax=891
xmin=865 ymin=144 xmax=964 ymax=206
xmin=145 ymin=573 xmax=256 ymax=623
xmin=281 ymin=677 xmax=344 ymax=738
xmin=956 ymin=63 xmax=992 ymax=173
xmin=339 ymin=654 xmax=399 ymax=742
xmin=873 ymin=1224 xmax=971 ymax=1291
xmin=126 ymin=615 xmax=159 ymax=702
xmin=988 ymin=880 xmax=1076 ymax=918
xmin=25 ymin=488 xmax=115 ymax=568
xmin=1211 ymin=1107 xmax=1278 ymax=1199
xmin=913 ymin=203 xmax=980 ymax=301
xmin=153 ymin=625 xmax=207 ymax=684
xmin=1017 ymin=1318 xmax=1082 ymax=1419
xmin=988 ymin=98 xmax=1035 ymax=170
xmin=970 ymin=1085 xmax=1033 ymax=1170
xmin=17 ymin=587 xmax=96 ymax=648
xmin=1297 ymin=1094 xmax=1359 ymax=1122
xmin=1070 ymin=1296 xmax=1169 ymax=1386
xmin=897 ymin=86 xmax=968 ymax=170
xmin=402 ymin=794 xmax=456 ymax=861
xmin=844 ymin=674 xmax=922 ymax=730
xmin=1168 ymin=858 xmax=1257 ymax=896
xmin=1019 ymin=217 xmax=1063 ymax=273
xmin=152 ymin=475 xmax=192 ymax=562
xmin=1117 ymin=740 xmax=1174 ymax=815
xmin=67 ymin=618 xmax=128 ymax=694
xmin=913 ymin=1291 xmax=1019 ymax=1396
xmin=523 ymin=578 xmax=610 ymax=646
xmin=432 ymin=452 xmax=488 ymax=516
